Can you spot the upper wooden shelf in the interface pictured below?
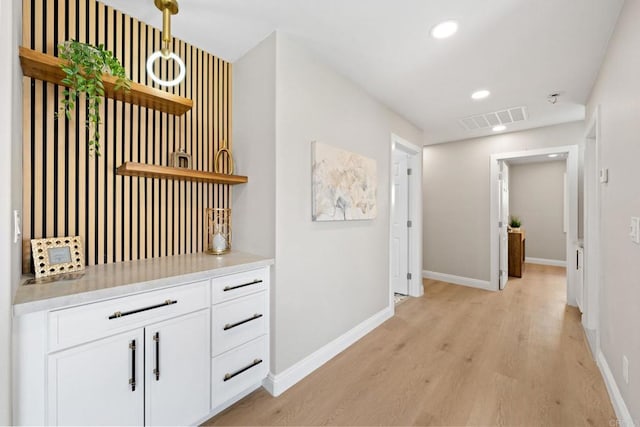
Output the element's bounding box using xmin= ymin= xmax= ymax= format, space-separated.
xmin=19 ymin=46 xmax=193 ymax=115
xmin=116 ymin=162 xmax=248 ymax=185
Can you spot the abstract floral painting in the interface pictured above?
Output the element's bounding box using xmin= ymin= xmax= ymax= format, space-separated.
xmin=312 ymin=142 xmax=377 ymax=221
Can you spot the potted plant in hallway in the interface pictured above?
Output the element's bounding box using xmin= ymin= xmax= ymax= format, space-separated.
xmin=57 ymin=40 xmax=130 ymax=156
xmin=509 ymin=215 xmax=522 ymax=231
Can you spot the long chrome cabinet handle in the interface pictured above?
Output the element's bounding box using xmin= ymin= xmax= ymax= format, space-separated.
xmin=109 ymin=299 xmax=177 ymax=320
xmin=223 ymin=359 xmax=263 ymax=382
xmin=223 ymin=313 xmax=263 ymax=331
xmin=153 ymin=332 xmax=160 ymax=381
xmin=129 ymin=339 xmax=136 ymax=392
xmin=223 ymin=280 xmax=262 ymax=292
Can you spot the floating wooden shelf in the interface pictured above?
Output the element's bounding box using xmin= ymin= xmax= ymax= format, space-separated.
xmin=116 ymin=162 xmax=248 ymax=185
xmin=19 ymin=46 xmax=193 ymax=115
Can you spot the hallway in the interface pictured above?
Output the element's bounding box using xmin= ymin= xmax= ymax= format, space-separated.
xmin=206 ymin=264 xmax=615 ymax=426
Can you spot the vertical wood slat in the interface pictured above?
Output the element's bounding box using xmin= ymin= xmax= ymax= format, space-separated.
xmin=22 ymin=0 xmax=33 ymax=269
xmin=22 ymin=0 xmax=233 ymax=272
xmin=86 ymin=0 xmax=96 ymax=265
xmin=130 ymin=21 xmax=144 ymax=259
xmin=212 ymin=56 xmax=218 ymax=240
xmin=113 ymin=7 xmax=122 ymax=263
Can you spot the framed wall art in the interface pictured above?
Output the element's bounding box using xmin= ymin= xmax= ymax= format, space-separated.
xmin=312 ymin=142 xmax=377 ymax=221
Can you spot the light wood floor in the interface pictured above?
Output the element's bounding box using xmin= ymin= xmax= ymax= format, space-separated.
xmin=205 ymin=264 xmax=615 ymax=426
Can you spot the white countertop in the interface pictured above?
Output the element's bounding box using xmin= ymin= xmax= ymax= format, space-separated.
xmin=14 ymin=251 xmax=274 ymax=316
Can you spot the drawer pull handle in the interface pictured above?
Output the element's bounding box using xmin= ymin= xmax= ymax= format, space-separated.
xmin=153 ymin=332 xmax=160 ymax=381
xmin=223 ymin=279 xmax=262 ymax=292
xmin=223 ymin=359 xmax=263 ymax=382
xmin=108 ymin=299 xmax=178 ymax=320
xmin=129 ymin=339 xmax=136 ymax=392
xmin=223 ymin=313 xmax=263 ymax=331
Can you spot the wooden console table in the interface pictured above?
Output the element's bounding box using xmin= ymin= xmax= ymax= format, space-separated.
xmin=508 ymin=230 xmax=526 ymax=278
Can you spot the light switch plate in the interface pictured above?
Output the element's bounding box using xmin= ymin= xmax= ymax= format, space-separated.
xmin=13 ymin=210 xmax=21 ymax=243
xmin=599 ymin=168 xmax=609 ymax=183
xmin=631 ymin=217 xmax=640 ymax=244
xmin=623 ymin=355 xmax=629 ymax=384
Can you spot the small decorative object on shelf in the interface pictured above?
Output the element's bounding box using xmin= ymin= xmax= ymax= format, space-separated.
xmin=206 ymin=208 xmax=231 ymax=255
xmin=214 ymin=140 xmax=235 ymax=175
xmin=31 ymin=236 xmax=85 ymax=278
xmin=169 ymin=148 xmax=192 ymax=169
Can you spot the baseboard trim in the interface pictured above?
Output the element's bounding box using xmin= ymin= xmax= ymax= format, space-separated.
xmin=583 ymin=327 xmax=598 ymax=359
xmin=263 ymin=305 xmax=394 ymax=397
xmin=422 ymin=271 xmax=494 ymax=292
xmin=596 ymin=350 xmax=635 ymax=427
xmin=525 ymin=257 xmax=567 ymax=267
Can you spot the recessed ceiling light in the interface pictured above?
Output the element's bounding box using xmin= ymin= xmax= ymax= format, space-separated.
xmin=548 ymin=154 xmax=559 ymax=158
xmin=431 ymin=20 xmax=458 ymax=39
xmin=492 ymin=125 xmax=506 ymax=132
xmin=471 ymin=90 xmax=490 ymax=100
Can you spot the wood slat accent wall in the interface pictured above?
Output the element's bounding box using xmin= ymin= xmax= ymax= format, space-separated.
xmin=22 ymin=0 xmax=232 ymax=272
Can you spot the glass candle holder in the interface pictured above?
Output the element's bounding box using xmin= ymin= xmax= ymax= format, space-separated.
xmin=205 ymin=208 xmax=231 ymax=255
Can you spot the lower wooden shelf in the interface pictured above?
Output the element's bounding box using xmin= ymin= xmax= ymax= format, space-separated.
xmin=116 ymin=162 xmax=248 ymax=185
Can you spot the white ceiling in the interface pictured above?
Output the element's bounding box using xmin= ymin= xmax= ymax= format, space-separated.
xmin=102 ymin=0 xmax=624 ymax=145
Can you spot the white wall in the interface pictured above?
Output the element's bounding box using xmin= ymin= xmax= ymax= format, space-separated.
xmin=586 ymin=0 xmax=640 ymax=420
xmin=233 ymin=32 xmax=423 ymax=375
xmin=0 ymin=0 xmax=22 ymax=423
xmin=232 ymin=34 xmax=278 ymax=373
xmin=509 ymin=161 xmax=567 ymax=261
xmin=232 ymin=34 xmax=276 ymax=259
xmin=423 ymin=121 xmax=583 ymax=281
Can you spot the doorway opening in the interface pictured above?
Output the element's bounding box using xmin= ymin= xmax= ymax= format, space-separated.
xmin=389 ymin=134 xmax=423 ymax=307
xmin=582 ymin=107 xmax=601 ymax=354
xmin=490 ymin=145 xmax=579 ymax=306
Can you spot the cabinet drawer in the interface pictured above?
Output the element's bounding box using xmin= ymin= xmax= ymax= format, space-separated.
xmin=49 ymin=281 xmax=210 ymax=351
xmin=212 ymin=268 xmax=268 ymax=304
xmin=212 ymin=292 xmax=267 ymax=356
xmin=211 ymin=336 xmax=268 ymax=409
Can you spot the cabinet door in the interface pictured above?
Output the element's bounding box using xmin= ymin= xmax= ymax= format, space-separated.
xmin=145 ymin=309 xmax=210 ymax=426
xmin=47 ymin=330 xmax=144 ymax=426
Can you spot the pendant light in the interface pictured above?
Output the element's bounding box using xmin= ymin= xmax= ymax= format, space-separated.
xmin=146 ymin=0 xmax=186 ymax=87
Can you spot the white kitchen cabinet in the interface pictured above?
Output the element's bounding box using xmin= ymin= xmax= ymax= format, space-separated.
xmin=145 ymin=310 xmax=210 ymax=426
xmin=47 ymin=329 xmax=144 ymax=426
xmin=48 ymin=309 xmax=210 ymax=427
xmin=210 ymin=268 xmax=270 ymax=412
xmin=211 ymin=335 xmax=268 ymax=408
xmin=45 ymin=281 xmax=210 ymax=426
xmin=13 ymin=255 xmax=273 ymax=426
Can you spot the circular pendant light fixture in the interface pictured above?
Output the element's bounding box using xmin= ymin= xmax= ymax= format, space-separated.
xmin=146 ymin=0 xmax=186 ymax=87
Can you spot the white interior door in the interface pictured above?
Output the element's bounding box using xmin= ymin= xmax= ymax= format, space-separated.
xmin=391 ymin=150 xmax=409 ymax=295
xmin=583 ymin=133 xmax=600 ymax=333
xmin=499 ymin=162 xmax=510 ymax=290
xmin=576 ymin=247 xmax=584 ymax=312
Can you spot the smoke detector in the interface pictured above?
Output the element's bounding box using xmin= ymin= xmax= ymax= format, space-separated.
xmin=547 ymin=93 xmax=561 ymax=104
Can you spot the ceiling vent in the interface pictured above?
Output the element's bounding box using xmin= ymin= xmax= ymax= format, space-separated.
xmin=459 ymin=106 xmax=528 ymax=131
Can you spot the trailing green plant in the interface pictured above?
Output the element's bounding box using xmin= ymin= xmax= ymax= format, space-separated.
xmin=57 ymin=40 xmax=131 ymax=156
xmin=509 ymin=215 xmax=522 ymax=228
